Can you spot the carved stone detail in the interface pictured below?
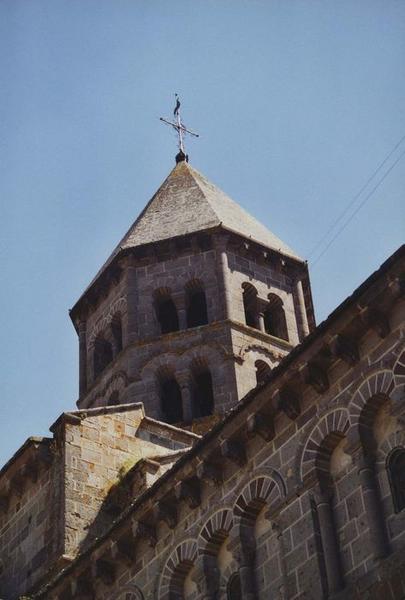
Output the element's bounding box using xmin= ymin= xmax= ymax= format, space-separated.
xmin=221 ymin=439 xmax=247 ymax=466
xmin=131 ymin=520 xmax=157 ymax=547
xmin=363 ymin=307 xmax=391 ymax=338
xmin=196 ymin=461 xmax=223 ymax=485
xmin=113 ymin=535 xmax=135 ymax=564
xmin=175 ymin=478 xmax=201 ymax=508
xmin=246 ymin=413 xmax=275 ymax=441
xmin=330 ymin=334 xmax=360 ymax=365
xmin=156 ymin=497 xmax=178 ymax=529
xmin=276 ymin=389 xmax=301 ymax=420
xmin=303 ymin=362 xmax=329 ymax=394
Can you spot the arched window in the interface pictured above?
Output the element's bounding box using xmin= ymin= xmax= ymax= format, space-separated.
xmin=93 ymin=335 xmax=113 ymax=379
xmin=191 ymin=364 xmax=214 ymax=418
xmin=264 ymin=294 xmax=288 ymax=341
xmin=387 ymin=448 xmax=405 ymax=513
xmin=111 ymin=315 xmax=123 ymax=353
xmin=186 ymin=280 xmax=208 ymax=328
xmin=227 ymin=572 xmax=242 ymax=599
xmin=358 ymin=393 xmax=391 ymax=456
xmin=233 ymin=476 xmax=283 ymax=597
xmin=160 ymin=376 xmax=183 ymax=424
xmin=108 ymin=390 xmax=120 ymax=406
xmin=255 ymin=360 xmax=271 ymax=385
xmin=242 ymin=283 xmax=259 ymax=329
xmin=160 ymin=541 xmax=198 ymax=600
xmin=199 ymin=509 xmax=233 ymax=597
xmin=154 ymin=290 xmax=179 ymax=334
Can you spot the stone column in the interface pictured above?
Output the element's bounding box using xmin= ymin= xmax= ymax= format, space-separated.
xmin=295 ymin=278 xmax=310 ymax=338
xmin=358 ymin=456 xmax=389 ymax=559
xmin=214 ymin=234 xmax=231 ymax=321
xmin=177 ymin=373 xmax=193 ymax=423
xmin=194 ymin=555 xmax=220 ymax=600
xmin=273 ymin=520 xmax=288 ymax=598
xmin=239 ymin=526 xmax=257 ymax=600
xmin=239 ymin=556 xmax=256 ymax=599
xmin=314 ymin=490 xmax=344 ymax=594
xmin=125 ymin=259 xmax=138 ymax=344
xmin=110 ymin=326 xmax=120 ymax=359
xmin=258 ymin=311 xmax=266 ymax=333
xmin=228 ymin=524 xmax=256 ymax=599
xmin=78 ymin=320 xmax=87 ymax=397
xmin=176 ymin=294 xmax=188 ymax=330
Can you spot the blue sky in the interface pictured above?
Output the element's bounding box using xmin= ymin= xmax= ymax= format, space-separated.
xmin=0 ymin=0 xmax=404 ymax=467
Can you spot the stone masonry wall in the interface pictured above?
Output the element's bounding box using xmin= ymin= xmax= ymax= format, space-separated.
xmin=58 ymin=405 xmax=196 ymax=558
xmin=78 ymin=232 xmax=309 ymax=426
xmin=39 ymin=272 xmax=405 ymax=600
xmin=84 ymin=275 xmax=128 ymax=391
xmin=79 ymin=321 xmax=240 ymax=419
xmin=0 ymin=448 xmax=62 ymax=600
xmin=230 ymin=323 xmax=292 ymax=400
xmin=124 ymin=323 xmax=239 ymax=418
xmin=82 ymin=242 xmax=223 ymax=395
xmin=78 ymin=242 xmax=228 ymax=413
xmin=135 ymin=246 xmax=222 ymax=340
xmin=225 ymin=246 xmax=301 ymax=345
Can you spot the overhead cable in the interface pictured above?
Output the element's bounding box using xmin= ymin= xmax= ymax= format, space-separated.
xmin=311 ymin=146 xmax=405 ymax=268
xmin=308 ymin=133 xmax=405 ymax=261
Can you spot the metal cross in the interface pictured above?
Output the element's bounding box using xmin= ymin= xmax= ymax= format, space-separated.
xmin=160 ymin=94 xmax=199 ymax=159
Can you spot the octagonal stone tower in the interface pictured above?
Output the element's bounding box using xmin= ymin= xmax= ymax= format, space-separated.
xmin=70 ymin=159 xmax=315 ymax=430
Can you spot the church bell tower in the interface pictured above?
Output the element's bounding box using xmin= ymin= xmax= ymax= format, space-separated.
xmin=69 ymin=152 xmax=315 ymax=431
xmin=70 ymin=94 xmax=314 ymax=430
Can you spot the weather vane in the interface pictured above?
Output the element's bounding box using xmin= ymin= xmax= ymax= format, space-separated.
xmin=160 ymin=94 xmax=199 ymax=163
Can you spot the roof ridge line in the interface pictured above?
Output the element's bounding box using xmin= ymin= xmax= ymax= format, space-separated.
xmin=187 ymin=164 xmax=303 ymax=260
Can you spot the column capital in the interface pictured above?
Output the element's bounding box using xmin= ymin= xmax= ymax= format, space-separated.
xmin=311 ymin=485 xmax=333 ymax=506
xmin=357 ymin=453 xmax=375 ymax=473
xmin=176 ymin=371 xmax=192 ymax=388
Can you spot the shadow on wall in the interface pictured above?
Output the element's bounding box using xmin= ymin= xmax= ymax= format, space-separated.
xmin=77 ymin=457 xmax=151 ymax=556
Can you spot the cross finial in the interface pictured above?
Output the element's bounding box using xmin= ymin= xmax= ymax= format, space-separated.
xmin=160 ymin=94 xmax=199 ymax=163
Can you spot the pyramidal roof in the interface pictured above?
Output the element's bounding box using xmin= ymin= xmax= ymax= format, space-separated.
xmin=121 ymin=160 xmax=300 ymax=256
xmin=76 ymin=161 xmax=302 ymax=308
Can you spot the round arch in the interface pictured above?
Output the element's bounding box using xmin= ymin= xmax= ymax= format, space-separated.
xmin=298 ymin=408 xmax=350 ymax=484
xmin=158 ymin=539 xmax=198 ymax=599
xmin=233 ymin=475 xmax=283 ymax=524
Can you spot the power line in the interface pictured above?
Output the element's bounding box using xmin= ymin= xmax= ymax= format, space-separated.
xmin=311 ymin=146 xmax=405 ymax=268
xmin=307 ymin=133 xmax=405 ymax=260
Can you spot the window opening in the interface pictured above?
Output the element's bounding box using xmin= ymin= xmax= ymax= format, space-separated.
xmin=255 ymin=360 xmax=271 ymax=385
xmin=264 ymin=294 xmax=288 ymax=341
xmin=242 ymin=283 xmax=259 ymax=329
xmin=227 ymin=572 xmax=242 ymax=600
xmin=186 ymin=284 xmax=208 ymax=328
xmin=192 ymin=369 xmax=214 ymax=418
xmin=388 ymin=448 xmax=405 ymax=513
xmin=155 ymin=294 xmax=179 ymax=334
xmin=160 ymin=377 xmax=183 ymax=424
xmin=94 ymin=336 xmax=113 ymax=378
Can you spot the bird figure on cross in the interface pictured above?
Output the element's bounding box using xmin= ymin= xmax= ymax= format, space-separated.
xmin=160 ymin=94 xmax=199 ymax=163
